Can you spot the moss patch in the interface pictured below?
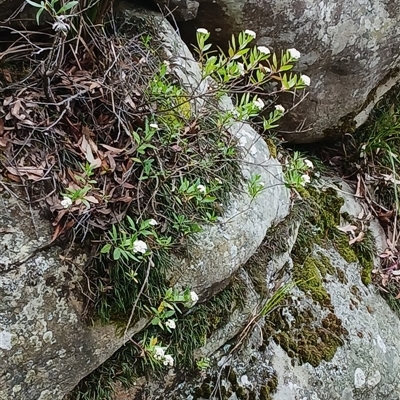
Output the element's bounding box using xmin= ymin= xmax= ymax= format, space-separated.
xmin=265 ymin=306 xmax=348 ymax=367
xmin=293 ymin=255 xmax=332 ymax=309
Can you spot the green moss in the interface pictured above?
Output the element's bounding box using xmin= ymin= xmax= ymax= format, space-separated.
xmin=316 ymin=252 xmax=335 ymax=276
xmin=332 ymin=233 xmax=358 ymax=263
xmin=265 ymin=306 xmax=348 ymax=368
xmin=259 ymin=374 xmax=278 ymax=400
xmin=353 ymin=231 xmax=376 ymax=285
xmin=293 ymin=256 xmax=331 ymax=308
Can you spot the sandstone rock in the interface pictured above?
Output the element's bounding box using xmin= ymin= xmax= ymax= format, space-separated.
xmin=177 ymin=0 xmax=400 ymax=143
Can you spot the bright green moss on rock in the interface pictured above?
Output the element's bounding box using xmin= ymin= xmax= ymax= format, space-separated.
xmin=265 ymin=306 xmax=348 ymax=367
xmin=293 ymin=255 xmax=332 ymax=309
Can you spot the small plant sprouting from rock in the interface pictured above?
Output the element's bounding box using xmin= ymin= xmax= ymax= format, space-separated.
xmin=248 ymin=173 xmax=265 ymax=199
xmin=284 ymin=151 xmax=314 ymax=190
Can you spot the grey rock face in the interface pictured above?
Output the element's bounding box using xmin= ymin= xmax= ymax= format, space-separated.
xmin=118 ymin=180 xmax=400 ymax=400
xmin=177 ymin=0 xmax=400 ymax=143
xmin=153 ymin=0 xmax=199 ymax=21
xmin=0 ymin=193 xmax=148 ymax=400
xmin=1 ymin=7 xmax=290 ymax=399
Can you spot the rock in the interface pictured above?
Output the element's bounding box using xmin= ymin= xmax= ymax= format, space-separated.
xmin=153 ymin=0 xmax=199 ymax=21
xmin=0 ymin=192 xmax=148 ymax=400
xmin=177 ymin=0 xmax=400 ymax=143
xmin=143 ymin=5 xmax=290 ymax=299
xmin=1 ymin=5 xmax=290 ymax=400
xmin=114 ymin=179 xmax=400 ymax=399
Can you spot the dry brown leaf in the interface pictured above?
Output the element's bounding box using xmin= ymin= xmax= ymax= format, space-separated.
xmin=349 ymin=231 xmax=365 ymax=245
xmin=337 ymin=224 xmax=358 ymax=235
xmin=5 ymin=165 xmax=44 ymax=181
xmin=101 ymin=144 xmax=124 ymax=153
xmin=84 ymin=195 xmax=99 ymax=204
xmin=1 ymin=69 xmax=12 ymax=83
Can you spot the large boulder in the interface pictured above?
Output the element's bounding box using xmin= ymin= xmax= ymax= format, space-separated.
xmin=172 ymin=0 xmax=400 ymax=143
xmin=114 ymin=180 xmax=400 ymax=400
xmin=0 ymin=191 xmax=149 ymax=400
xmin=0 ymin=6 xmax=290 ymax=399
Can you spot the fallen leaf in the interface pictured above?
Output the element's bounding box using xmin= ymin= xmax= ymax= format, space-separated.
xmin=337 ymin=224 xmax=358 ymax=235
xmin=84 ymin=195 xmax=99 ymax=204
xmin=349 ymin=231 xmax=365 ymax=245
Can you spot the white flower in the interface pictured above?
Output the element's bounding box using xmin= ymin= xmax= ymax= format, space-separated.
xmin=197 ymin=28 xmax=209 ymax=35
xmin=300 ymin=74 xmax=311 ymax=86
xmin=133 ymin=240 xmax=147 ymax=254
xmin=150 ymin=123 xmax=159 ymax=129
xmin=237 ymin=62 xmax=245 ymax=76
xmin=190 ymin=291 xmax=199 ymax=305
xmin=244 ymin=29 xmax=256 ymax=39
xmin=163 ymin=354 xmax=174 ymax=367
xmin=275 ymin=105 xmax=285 ymax=113
xmin=197 ymin=184 xmax=206 ymax=194
xmin=304 ymin=159 xmax=314 ymax=169
xmin=253 ymin=98 xmax=265 ymax=110
xmin=165 ymin=319 xmax=176 ymax=330
xmin=154 ymin=346 xmax=165 ymax=360
xmin=215 ymin=177 xmax=222 ymax=184
xmin=148 ymin=219 xmax=159 ymax=226
xmin=61 ymin=197 xmax=72 ymax=208
xmin=288 ymin=48 xmax=301 ymax=60
xmin=52 ymin=16 xmax=69 ymax=33
xmin=257 ymin=46 xmax=270 ymax=55
xmin=301 ymin=174 xmax=311 ymax=186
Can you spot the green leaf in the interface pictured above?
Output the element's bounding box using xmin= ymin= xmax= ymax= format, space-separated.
xmin=100 ymin=243 xmax=112 ymax=254
xmin=36 ymin=7 xmax=44 ymax=25
xmin=113 ymin=247 xmax=121 ymax=260
xmin=57 ymin=0 xmax=78 ymax=14
xmin=26 ymin=0 xmax=43 ymax=8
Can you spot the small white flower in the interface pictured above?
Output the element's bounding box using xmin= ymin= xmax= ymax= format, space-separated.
xmin=275 ymin=105 xmax=285 ymax=113
xmin=300 ymin=74 xmax=311 ymax=86
xmin=149 ymin=123 xmax=159 ymax=129
xmin=301 ymin=174 xmax=311 ymax=186
xmin=165 ymin=319 xmax=176 ymax=330
xmin=288 ymin=48 xmax=301 ymax=60
xmin=244 ymin=29 xmax=256 ymax=39
xmin=304 ymin=159 xmax=314 ymax=169
xmin=52 ymin=16 xmax=69 ymax=33
xmin=257 ymin=46 xmax=270 ymax=55
xmin=190 ymin=291 xmax=199 ymax=305
xmin=253 ymin=98 xmax=265 ymax=110
xmin=197 ymin=28 xmax=209 ymax=35
xmin=215 ymin=177 xmax=222 ymax=184
xmin=163 ymin=354 xmax=174 ymax=367
xmin=237 ymin=62 xmax=245 ymax=76
xmin=133 ymin=240 xmax=147 ymax=254
xmin=61 ymin=197 xmax=72 ymax=208
xmin=154 ymin=346 xmax=165 ymax=360
xmin=197 ymin=184 xmax=206 ymax=194
xmin=148 ymin=219 xmax=159 ymax=226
